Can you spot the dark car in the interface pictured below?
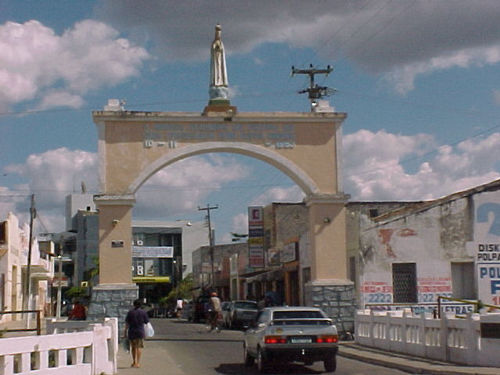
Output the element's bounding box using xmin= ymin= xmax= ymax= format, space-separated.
xmin=229 ymin=300 xmax=258 ymax=329
xmin=193 ymin=295 xmax=210 ymax=323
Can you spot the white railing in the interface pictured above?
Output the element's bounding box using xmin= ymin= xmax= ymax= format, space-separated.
xmin=0 ymin=318 xmax=118 ymax=375
xmin=355 ymin=309 xmax=500 ymax=367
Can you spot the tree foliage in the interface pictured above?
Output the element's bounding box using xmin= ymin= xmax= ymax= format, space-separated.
xmin=159 ymin=274 xmax=194 ymax=306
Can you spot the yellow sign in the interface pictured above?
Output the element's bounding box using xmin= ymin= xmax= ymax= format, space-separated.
xmin=248 ymin=237 xmax=263 ymax=245
xmin=132 ymin=276 xmax=171 ymax=283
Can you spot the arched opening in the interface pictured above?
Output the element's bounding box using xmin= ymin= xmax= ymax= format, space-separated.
xmin=130 ymin=151 xmax=308 ymax=307
xmin=128 ymin=142 xmax=320 ymax=196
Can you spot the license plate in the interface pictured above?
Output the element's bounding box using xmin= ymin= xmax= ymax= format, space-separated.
xmin=290 ymin=337 xmax=312 ymax=344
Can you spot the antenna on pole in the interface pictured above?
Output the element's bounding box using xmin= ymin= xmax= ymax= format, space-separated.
xmin=291 ymin=64 xmax=336 ymax=112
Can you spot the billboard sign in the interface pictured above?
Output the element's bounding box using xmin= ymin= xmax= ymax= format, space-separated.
xmin=248 ymin=206 xmax=265 ymax=268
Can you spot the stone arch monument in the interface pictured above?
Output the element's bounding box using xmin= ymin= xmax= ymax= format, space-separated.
xmin=89 ymin=25 xmax=354 ymax=332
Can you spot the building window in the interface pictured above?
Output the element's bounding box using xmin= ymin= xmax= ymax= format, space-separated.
xmin=369 ymin=209 xmax=379 ymax=218
xmin=392 ymin=263 xmax=417 ymax=303
xmin=451 ymin=262 xmax=476 ymax=299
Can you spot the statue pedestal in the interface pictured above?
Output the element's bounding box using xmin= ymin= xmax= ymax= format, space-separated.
xmin=304 ymin=279 xmax=356 ymax=336
xmin=203 ymin=102 xmax=237 ymax=116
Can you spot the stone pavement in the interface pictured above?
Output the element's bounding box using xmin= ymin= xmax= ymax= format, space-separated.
xmin=116 ymin=339 xmax=500 ymax=375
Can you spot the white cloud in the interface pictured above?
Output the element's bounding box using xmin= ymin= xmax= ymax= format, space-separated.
xmin=343 ymin=130 xmax=500 ymax=201
xmin=134 ymin=154 xmax=250 ymax=219
xmin=0 ymin=186 xmax=26 ymax=224
xmin=384 ymin=45 xmax=500 ymax=94
xmin=250 ymin=185 xmax=304 ymax=206
xmin=3 ymin=148 xmax=97 ymax=232
xmin=221 ymin=212 xmax=248 ymax=243
xmin=36 ymin=90 xmax=85 ymax=110
xmin=0 ymin=19 xmax=149 ymax=109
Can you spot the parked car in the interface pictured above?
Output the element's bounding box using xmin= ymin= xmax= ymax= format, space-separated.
xmin=229 ymin=300 xmax=258 ymax=329
xmin=221 ymin=301 xmax=232 ymax=327
xmin=243 ymin=306 xmax=339 ymax=373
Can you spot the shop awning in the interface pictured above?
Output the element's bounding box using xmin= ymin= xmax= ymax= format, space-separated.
xmin=244 ymin=268 xmax=284 ymax=283
xmin=133 ymin=276 xmax=171 ymax=283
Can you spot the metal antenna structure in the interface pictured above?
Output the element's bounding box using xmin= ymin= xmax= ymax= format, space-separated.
xmin=291 ymin=64 xmax=336 ymax=110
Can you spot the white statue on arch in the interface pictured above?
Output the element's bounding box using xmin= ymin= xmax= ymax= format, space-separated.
xmin=209 ymin=24 xmax=229 ymax=101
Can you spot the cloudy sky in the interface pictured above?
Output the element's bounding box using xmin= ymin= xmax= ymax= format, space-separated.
xmin=1 ymin=0 xmax=500 ymax=243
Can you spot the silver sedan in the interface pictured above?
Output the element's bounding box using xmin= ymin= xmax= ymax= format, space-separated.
xmin=243 ymin=306 xmax=339 ymax=373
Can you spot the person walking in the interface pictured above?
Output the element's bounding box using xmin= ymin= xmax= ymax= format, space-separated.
xmin=176 ymin=297 xmax=184 ymax=319
xmin=124 ymin=299 xmax=150 ymax=368
xmin=208 ymin=291 xmax=222 ymax=332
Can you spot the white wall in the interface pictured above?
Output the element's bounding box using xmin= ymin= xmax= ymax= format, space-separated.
xmin=359 ymin=197 xmax=474 ymax=309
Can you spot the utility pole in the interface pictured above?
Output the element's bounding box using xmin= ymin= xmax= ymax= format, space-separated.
xmin=198 ymin=204 xmax=218 ymax=288
xmin=291 ymin=64 xmax=335 ymax=110
xmin=56 ymin=238 xmax=64 ymax=319
xmin=24 ymin=194 xmax=36 ymax=314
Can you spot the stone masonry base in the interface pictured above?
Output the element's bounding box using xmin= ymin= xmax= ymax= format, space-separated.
xmin=304 ymin=280 xmax=356 ymax=336
xmin=88 ymin=283 xmax=138 ymax=337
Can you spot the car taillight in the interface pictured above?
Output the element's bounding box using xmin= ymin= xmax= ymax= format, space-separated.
xmin=264 ymin=336 xmax=287 ymax=344
xmin=316 ymin=335 xmax=338 ymax=343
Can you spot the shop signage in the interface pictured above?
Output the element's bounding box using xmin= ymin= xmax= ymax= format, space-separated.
xmin=281 ymin=242 xmax=297 ymax=263
xmin=132 ymin=246 xmax=173 ymax=258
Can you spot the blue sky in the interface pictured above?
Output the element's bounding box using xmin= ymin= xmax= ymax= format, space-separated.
xmin=1 ymin=0 xmax=500 ymax=243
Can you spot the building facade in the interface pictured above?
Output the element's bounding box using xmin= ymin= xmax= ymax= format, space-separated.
xmin=357 ymin=179 xmax=500 ymax=314
xmin=0 ymin=213 xmax=53 ymax=323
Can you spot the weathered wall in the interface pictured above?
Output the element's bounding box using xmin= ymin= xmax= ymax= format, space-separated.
xmin=359 ymin=197 xmax=474 ymax=308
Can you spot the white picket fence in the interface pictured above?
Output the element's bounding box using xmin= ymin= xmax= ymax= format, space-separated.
xmin=355 ymin=309 xmax=500 ymax=367
xmin=0 ymin=318 xmax=118 ymax=375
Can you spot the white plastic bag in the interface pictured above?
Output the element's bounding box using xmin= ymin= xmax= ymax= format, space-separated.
xmin=145 ymin=322 xmax=154 ymax=338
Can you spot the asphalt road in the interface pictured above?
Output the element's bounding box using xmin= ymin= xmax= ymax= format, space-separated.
xmin=117 ymin=318 xmax=410 ymax=375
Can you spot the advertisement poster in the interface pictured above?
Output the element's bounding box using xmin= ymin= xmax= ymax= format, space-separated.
xmin=248 ymin=206 xmax=264 ymax=268
xmin=467 ymin=190 xmax=500 ymax=306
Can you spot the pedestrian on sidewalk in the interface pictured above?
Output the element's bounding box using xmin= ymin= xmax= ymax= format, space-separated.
xmin=208 ymin=291 xmax=221 ymax=332
xmin=124 ymin=299 xmax=150 ymax=368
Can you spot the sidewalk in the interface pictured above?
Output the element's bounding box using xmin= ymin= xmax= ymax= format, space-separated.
xmin=338 ymin=342 xmax=500 ymax=375
xmin=116 ymin=341 xmax=185 ymax=375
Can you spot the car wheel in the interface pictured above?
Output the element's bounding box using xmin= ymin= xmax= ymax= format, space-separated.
xmin=324 ymin=356 xmax=337 ymax=372
xmin=243 ymin=344 xmax=254 ymax=367
xmin=257 ymin=347 xmax=268 ymax=373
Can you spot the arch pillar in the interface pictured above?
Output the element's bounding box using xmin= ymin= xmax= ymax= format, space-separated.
xmin=87 ymin=195 xmax=138 ymax=328
xmin=304 ymin=193 xmax=356 ymax=334
xmin=94 ymin=194 xmax=136 ymax=284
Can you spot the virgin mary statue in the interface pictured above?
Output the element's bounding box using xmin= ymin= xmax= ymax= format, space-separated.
xmin=209 ymin=24 xmax=229 ymax=101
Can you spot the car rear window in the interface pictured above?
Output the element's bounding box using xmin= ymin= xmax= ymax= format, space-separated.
xmin=234 ymin=301 xmax=258 ymax=309
xmin=272 ymin=310 xmax=325 ymax=319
